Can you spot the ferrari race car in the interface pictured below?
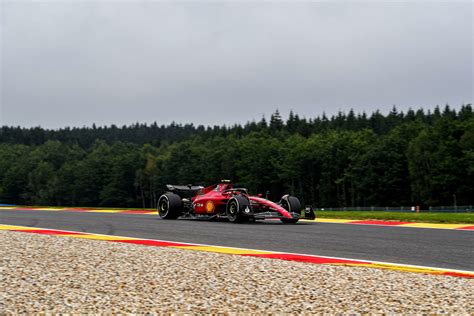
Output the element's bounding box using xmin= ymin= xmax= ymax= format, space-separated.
xmin=157 ymin=180 xmax=315 ymax=223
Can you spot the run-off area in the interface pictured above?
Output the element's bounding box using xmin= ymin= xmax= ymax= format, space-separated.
xmin=1 ymin=231 xmax=473 ymax=314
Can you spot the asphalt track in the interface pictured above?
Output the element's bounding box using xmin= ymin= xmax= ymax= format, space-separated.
xmin=1 ymin=209 xmax=473 ymax=271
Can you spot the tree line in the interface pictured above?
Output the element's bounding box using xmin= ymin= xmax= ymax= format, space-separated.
xmin=0 ymin=105 xmax=472 ymax=209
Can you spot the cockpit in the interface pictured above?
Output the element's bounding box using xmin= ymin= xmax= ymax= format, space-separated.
xmin=214 ymin=183 xmax=233 ymax=192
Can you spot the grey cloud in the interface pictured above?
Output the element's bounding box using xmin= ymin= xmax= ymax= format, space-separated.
xmin=1 ymin=1 xmax=472 ymax=128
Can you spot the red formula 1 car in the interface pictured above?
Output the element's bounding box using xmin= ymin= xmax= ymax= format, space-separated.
xmin=157 ymin=180 xmax=315 ymax=223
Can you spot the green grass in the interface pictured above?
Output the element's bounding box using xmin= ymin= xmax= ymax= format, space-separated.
xmin=315 ymin=211 xmax=474 ymax=224
xmin=20 ymin=205 xmax=155 ymax=211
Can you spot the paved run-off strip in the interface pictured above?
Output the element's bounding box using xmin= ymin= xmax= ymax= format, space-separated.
xmin=0 ymin=206 xmax=156 ymax=214
xmin=1 ymin=223 xmax=473 ymax=279
xmin=1 ymin=206 xmax=474 ymax=231
xmin=309 ymin=218 xmax=474 ymax=230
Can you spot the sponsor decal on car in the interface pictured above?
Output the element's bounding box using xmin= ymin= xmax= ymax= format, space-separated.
xmin=205 ymin=201 xmax=215 ymax=213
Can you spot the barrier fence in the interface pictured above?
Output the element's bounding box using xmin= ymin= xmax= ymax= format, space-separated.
xmin=315 ymin=205 xmax=473 ymax=213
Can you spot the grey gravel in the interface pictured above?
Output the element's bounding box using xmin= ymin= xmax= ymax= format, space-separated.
xmin=1 ymin=231 xmax=473 ymax=314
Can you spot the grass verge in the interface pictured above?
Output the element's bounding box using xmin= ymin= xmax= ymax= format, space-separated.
xmin=315 ymin=211 xmax=474 ymax=224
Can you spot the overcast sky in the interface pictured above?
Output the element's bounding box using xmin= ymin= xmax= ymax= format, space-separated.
xmin=0 ymin=1 xmax=472 ymax=129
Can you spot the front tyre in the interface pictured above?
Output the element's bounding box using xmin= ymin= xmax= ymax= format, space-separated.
xmin=280 ymin=195 xmax=301 ymax=224
xmin=158 ymin=193 xmax=183 ymax=219
xmin=226 ymin=196 xmax=251 ymax=223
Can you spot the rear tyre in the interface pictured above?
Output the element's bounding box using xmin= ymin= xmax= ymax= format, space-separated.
xmin=280 ymin=195 xmax=301 ymax=224
xmin=158 ymin=193 xmax=183 ymax=219
xmin=226 ymin=196 xmax=251 ymax=223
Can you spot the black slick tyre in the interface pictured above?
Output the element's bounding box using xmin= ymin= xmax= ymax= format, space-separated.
xmin=158 ymin=193 xmax=183 ymax=219
xmin=226 ymin=196 xmax=251 ymax=223
xmin=280 ymin=195 xmax=301 ymax=224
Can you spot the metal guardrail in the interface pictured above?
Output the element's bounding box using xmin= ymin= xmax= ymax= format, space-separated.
xmin=427 ymin=205 xmax=473 ymax=213
xmin=316 ymin=205 xmax=473 ymax=213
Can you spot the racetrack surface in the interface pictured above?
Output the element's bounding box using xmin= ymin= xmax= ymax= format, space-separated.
xmin=1 ymin=209 xmax=473 ymax=271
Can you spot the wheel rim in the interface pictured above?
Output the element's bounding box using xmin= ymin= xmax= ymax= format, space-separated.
xmin=159 ymin=198 xmax=169 ymax=217
xmin=281 ymin=199 xmax=290 ymax=211
xmin=228 ymin=202 xmax=237 ymax=221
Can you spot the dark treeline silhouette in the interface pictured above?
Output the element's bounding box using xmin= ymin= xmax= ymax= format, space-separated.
xmin=3 ymin=105 xmax=471 ymax=147
xmin=0 ymin=105 xmax=472 ymax=209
